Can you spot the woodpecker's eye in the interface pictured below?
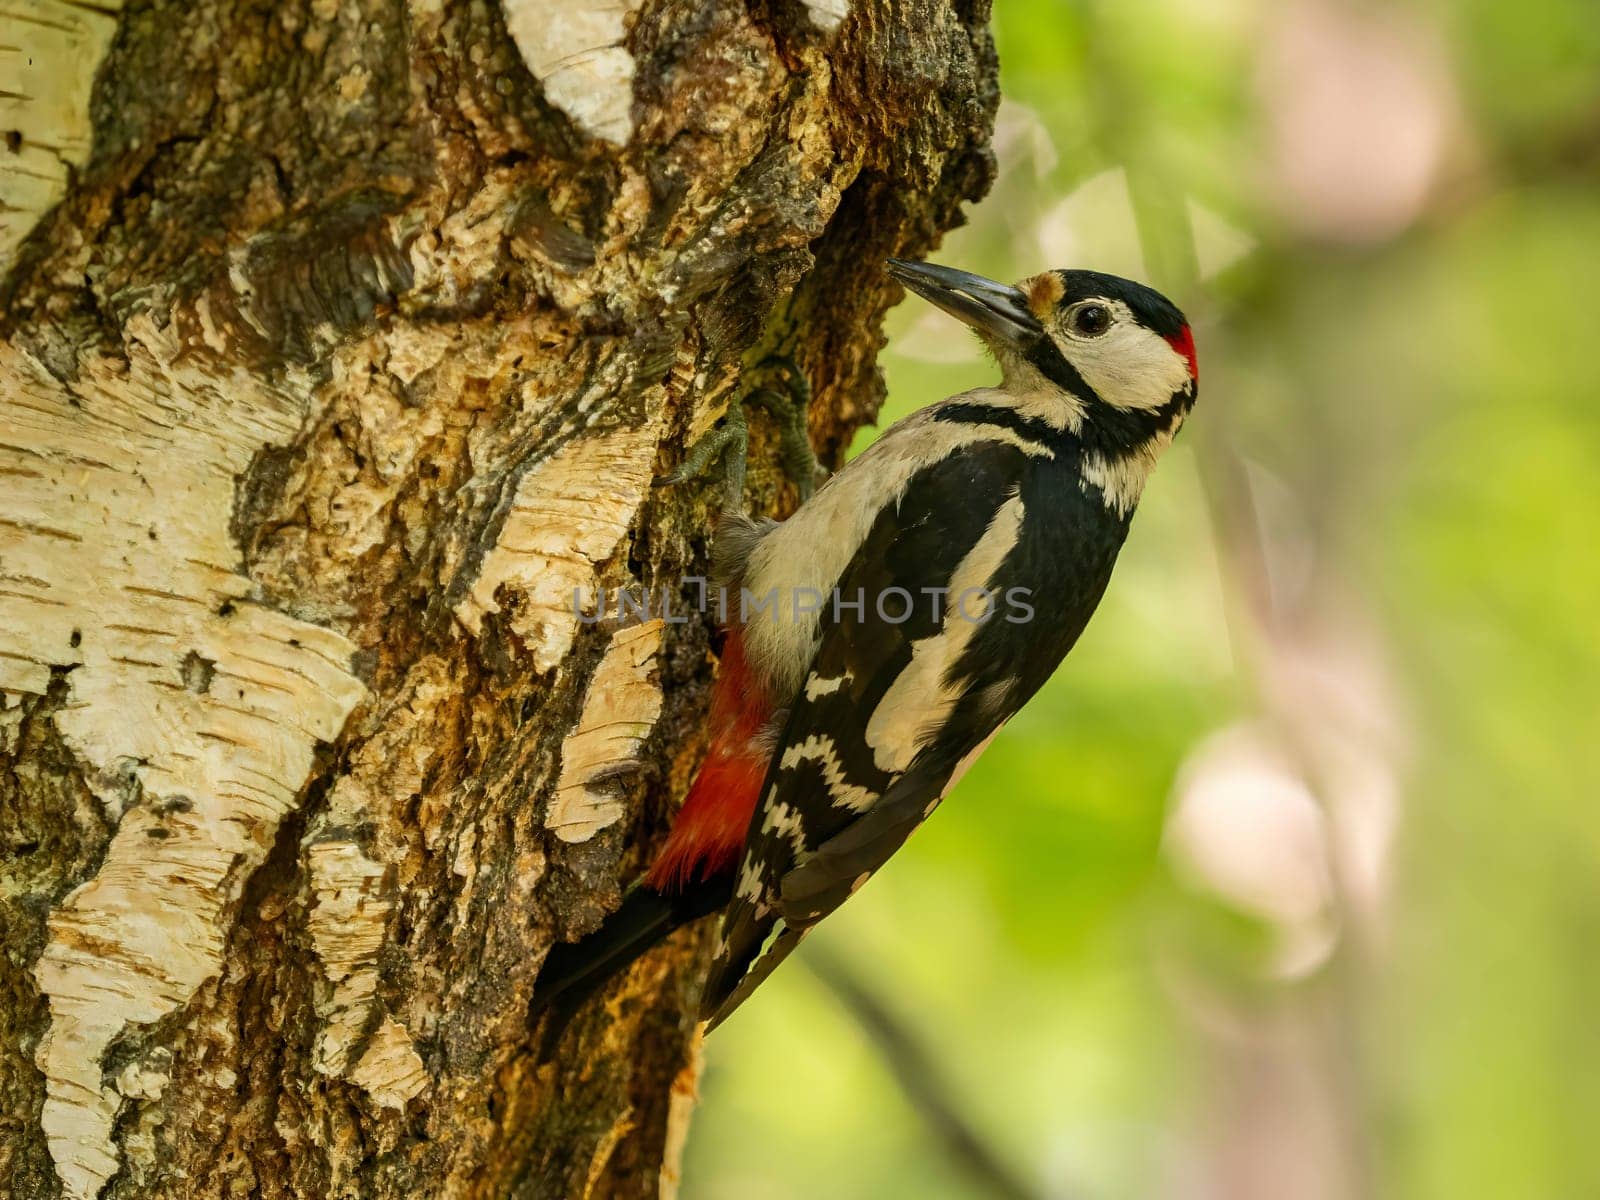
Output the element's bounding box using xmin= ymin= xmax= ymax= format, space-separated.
xmin=1067 ymin=302 xmax=1112 ymax=338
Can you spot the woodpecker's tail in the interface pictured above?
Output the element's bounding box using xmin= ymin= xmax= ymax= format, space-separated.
xmin=531 ymin=878 xmax=728 ymax=1053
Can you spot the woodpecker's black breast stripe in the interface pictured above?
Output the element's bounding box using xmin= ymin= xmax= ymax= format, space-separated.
xmin=933 ymin=402 xmax=1083 ymax=459
xmin=1078 ymin=386 xmax=1192 ymax=457
xmin=932 ymin=386 xmax=1192 ymax=466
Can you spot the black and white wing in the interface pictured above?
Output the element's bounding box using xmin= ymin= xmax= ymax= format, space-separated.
xmin=701 ymin=439 xmax=1042 ymax=1026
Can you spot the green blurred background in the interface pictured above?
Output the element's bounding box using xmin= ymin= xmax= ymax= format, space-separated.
xmin=685 ymin=1 xmax=1600 ymax=1195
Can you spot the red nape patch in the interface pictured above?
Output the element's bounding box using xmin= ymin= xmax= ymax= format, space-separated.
xmin=644 ymin=630 xmax=772 ymax=892
xmin=1165 ymin=324 xmax=1199 ymax=382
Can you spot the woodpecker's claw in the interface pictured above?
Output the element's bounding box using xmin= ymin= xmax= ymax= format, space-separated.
xmin=749 ymin=359 xmax=822 ymax=502
xmin=661 ymin=358 xmax=822 ymax=506
xmin=658 ymin=415 xmax=751 ymax=503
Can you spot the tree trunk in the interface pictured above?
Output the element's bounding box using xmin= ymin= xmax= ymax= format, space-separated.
xmin=0 ymin=0 xmax=996 ymax=1196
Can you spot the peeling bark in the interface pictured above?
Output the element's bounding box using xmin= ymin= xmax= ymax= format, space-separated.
xmin=0 ymin=1 xmax=122 ymax=276
xmin=547 ymin=619 xmax=666 ymax=844
xmin=0 ymin=0 xmax=997 ymax=1196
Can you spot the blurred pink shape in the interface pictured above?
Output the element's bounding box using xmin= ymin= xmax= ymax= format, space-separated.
xmin=1259 ymin=0 xmax=1458 ymax=243
xmin=1166 ymin=723 xmax=1340 ymax=978
xmin=1163 ymin=461 xmax=1408 ymax=979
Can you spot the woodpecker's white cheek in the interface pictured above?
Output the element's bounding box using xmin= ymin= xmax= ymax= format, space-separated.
xmin=1063 ymin=303 xmax=1192 ymax=412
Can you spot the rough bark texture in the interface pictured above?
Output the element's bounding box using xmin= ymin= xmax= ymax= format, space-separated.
xmin=0 ymin=1 xmax=996 ymax=1197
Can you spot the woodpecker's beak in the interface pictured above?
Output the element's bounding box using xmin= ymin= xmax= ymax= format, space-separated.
xmin=886 ymin=259 xmax=1043 ymax=350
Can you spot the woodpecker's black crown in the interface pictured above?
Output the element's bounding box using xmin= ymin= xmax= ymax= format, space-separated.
xmin=1043 ymin=269 xmax=1191 ymax=344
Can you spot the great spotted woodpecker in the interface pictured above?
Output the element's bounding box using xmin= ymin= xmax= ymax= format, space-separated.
xmin=534 ymin=259 xmax=1199 ymax=1035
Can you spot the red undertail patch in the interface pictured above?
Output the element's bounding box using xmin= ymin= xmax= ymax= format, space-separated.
xmin=644 ymin=631 xmax=771 ymax=892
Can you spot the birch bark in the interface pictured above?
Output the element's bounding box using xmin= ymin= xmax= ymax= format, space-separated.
xmin=0 ymin=1 xmax=996 ymax=1195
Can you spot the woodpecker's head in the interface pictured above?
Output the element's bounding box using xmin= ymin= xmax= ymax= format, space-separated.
xmin=887 ymin=259 xmax=1198 ymax=460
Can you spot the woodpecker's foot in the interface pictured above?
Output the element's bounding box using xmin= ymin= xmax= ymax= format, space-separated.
xmin=661 ymin=357 xmax=822 ymax=506
xmin=747 ymin=357 xmax=822 ymax=502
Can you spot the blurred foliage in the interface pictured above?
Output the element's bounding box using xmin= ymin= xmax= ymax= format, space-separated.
xmin=684 ymin=1 xmax=1600 ymax=1196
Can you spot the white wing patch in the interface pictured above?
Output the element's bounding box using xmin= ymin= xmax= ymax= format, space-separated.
xmin=735 ymin=858 xmax=767 ymax=903
xmin=865 ymin=493 xmax=1026 ymax=774
xmin=759 ymin=798 xmax=810 ymax=858
xmin=803 ymin=671 xmax=852 ymax=700
xmin=778 ymin=734 xmax=879 ymax=813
